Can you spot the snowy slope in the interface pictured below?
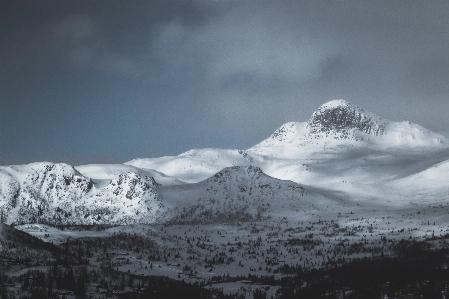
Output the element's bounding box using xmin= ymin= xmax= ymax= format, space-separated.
xmin=158 ymin=165 xmax=314 ymax=224
xmin=250 ymin=100 xmax=448 ymax=157
xmin=379 ymin=121 xmax=447 ymax=148
xmin=0 ymin=162 xmax=168 ymax=225
xmin=0 ymin=163 xmax=324 ymax=225
xmin=387 ymin=159 xmax=449 ymax=196
xmin=75 ymin=163 xmax=184 ymax=186
xmin=246 ymin=100 xmax=449 ymax=200
xmin=124 ymin=100 xmax=449 ymax=200
xmin=125 ymin=148 xmax=256 ymax=183
xmin=79 ymin=172 xmax=169 ymax=224
xmin=0 ymin=162 xmax=94 ymax=224
xmin=125 ymin=100 xmax=448 ymax=191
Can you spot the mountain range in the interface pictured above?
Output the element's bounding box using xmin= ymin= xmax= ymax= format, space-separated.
xmin=1 ymin=99 xmax=448 ymax=225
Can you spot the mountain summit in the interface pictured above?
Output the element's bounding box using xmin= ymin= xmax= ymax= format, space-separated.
xmin=307 ymin=100 xmax=387 ymax=139
xmin=251 ymin=99 xmax=447 ymax=152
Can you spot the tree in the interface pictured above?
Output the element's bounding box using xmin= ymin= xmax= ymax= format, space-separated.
xmin=253 ymin=288 xmax=267 ymax=299
xmin=74 ymin=276 xmax=86 ymax=297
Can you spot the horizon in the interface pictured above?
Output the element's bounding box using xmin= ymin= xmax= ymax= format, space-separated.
xmin=5 ymin=98 xmax=449 ymax=167
xmin=2 ymin=1 xmax=448 ymax=166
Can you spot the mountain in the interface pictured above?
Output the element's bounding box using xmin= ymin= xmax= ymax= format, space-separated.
xmin=159 ymin=165 xmax=310 ymax=224
xmin=1 ymin=99 xmax=448 ymax=226
xmin=307 ymin=99 xmax=387 ymax=138
xmin=247 ymin=100 xmax=449 ymax=197
xmin=0 ymin=162 xmax=93 ymax=224
xmin=0 ymin=162 xmax=168 ymax=225
xmin=0 ymin=162 xmax=318 ymax=225
xmin=251 ymin=99 xmax=447 ymax=154
xmin=125 ymin=100 xmax=449 ymax=192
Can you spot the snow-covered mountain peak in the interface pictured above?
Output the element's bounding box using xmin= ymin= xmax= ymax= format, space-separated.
xmin=2 ymin=161 xmax=94 ymax=195
xmin=249 ymin=122 xmax=308 ymax=150
xmin=208 ymin=165 xmax=264 ymax=181
xmin=306 ymin=99 xmax=387 ymax=139
xmin=267 ymin=122 xmax=308 ymax=143
xmin=201 ymin=165 xmax=304 ymax=195
xmin=161 ymin=165 xmax=306 ymax=224
xmin=249 ymin=99 xmax=387 ymax=151
xmin=249 ymin=100 xmax=448 ymax=159
xmin=112 ymin=172 xmax=161 ymax=194
xmin=1 ymin=99 xmax=448 ymax=226
xmin=6 ymin=161 xmax=82 ymax=178
xmin=316 ymin=99 xmax=350 ymax=110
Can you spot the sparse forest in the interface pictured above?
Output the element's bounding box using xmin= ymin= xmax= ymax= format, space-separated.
xmin=1 ymin=220 xmax=449 ymax=299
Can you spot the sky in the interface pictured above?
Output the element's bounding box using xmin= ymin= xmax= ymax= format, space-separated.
xmin=1 ymin=0 xmax=448 ymax=166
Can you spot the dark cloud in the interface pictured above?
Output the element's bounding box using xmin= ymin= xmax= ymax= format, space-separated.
xmin=1 ymin=0 xmax=448 ymax=165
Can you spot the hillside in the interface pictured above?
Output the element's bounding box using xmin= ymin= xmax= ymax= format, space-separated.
xmin=159 ymin=165 xmax=312 ymax=224
xmin=125 ymin=148 xmax=255 ymax=183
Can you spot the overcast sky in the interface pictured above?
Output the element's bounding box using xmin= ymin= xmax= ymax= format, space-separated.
xmin=1 ymin=0 xmax=448 ymax=165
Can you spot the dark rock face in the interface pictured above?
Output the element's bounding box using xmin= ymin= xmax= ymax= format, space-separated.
xmin=307 ymin=100 xmax=386 ymax=138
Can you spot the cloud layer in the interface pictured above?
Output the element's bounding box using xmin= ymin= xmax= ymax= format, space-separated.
xmin=1 ymin=1 xmax=448 ymax=165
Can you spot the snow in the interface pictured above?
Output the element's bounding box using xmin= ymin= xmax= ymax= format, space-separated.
xmin=0 ymin=163 xmax=169 ymax=225
xmin=125 ymin=148 xmax=254 ymax=183
xmin=75 ymin=163 xmax=184 ymax=186
xmin=318 ymin=99 xmax=351 ymax=110
xmin=2 ymin=99 xmax=449 ymax=298
xmin=1 ymin=99 xmax=448 ymax=229
xmin=379 ymin=121 xmax=448 ymax=148
xmin=388 ymin=160 xmax=449 ymax=193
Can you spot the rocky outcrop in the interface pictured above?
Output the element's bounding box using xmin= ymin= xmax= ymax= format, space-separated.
xmin=306 ymin=99 xmax=387 ymax=140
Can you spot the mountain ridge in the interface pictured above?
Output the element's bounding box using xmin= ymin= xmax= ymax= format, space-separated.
xmin=251 ymin=99 xmax=448 ymax=152
xmin=0 ymin=163 xmax=315 ymax=225
xmin=1 ymin=99 xmax=448 ymax=225
xmin=0 ymin=162 xmax=168 ymax=225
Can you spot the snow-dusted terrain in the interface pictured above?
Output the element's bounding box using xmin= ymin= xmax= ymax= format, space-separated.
xmin=126 ymin=100 xmax=449 ymax=204
xmin=2 ymin=99 xmax=449 ymax=298
xmin=1 ymin=100 xmax=448 ymax=227
xmin=0 ymin=163 xmax=168 ymax=225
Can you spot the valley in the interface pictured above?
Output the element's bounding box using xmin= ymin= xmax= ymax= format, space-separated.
xmin=10 ymin=201 xmax=449 ymax=298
